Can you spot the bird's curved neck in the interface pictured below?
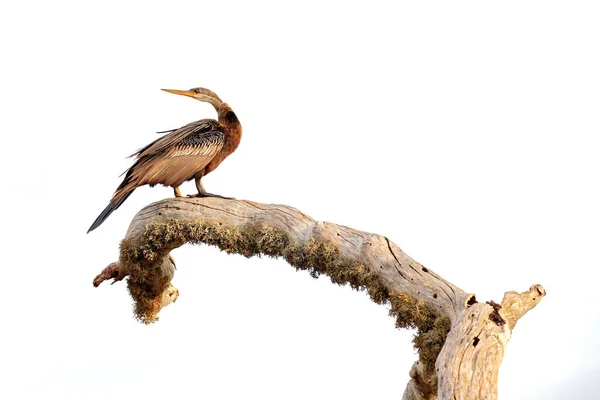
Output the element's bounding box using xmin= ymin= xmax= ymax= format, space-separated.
xmin=216 ymin=102 xmax=242 ymax=154
xmin=217 ymin=103 xmax=240 ymax=128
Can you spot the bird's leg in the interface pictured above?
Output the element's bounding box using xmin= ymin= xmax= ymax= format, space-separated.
xmin=174 ymin=187 xmax=183 ymax=197
xmin=188 ymin=174 xmax=233 ymax=199
xmin=195 ymin=175 xmax=207 ymax=195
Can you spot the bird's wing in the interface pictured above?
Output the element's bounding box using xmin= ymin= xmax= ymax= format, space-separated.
xmin=117 ymin=119 xmax=225 ymax=190
xmin=131 ymin=119 xmax=222 ymax=159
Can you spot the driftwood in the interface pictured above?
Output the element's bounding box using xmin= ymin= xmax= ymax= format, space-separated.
xmin=93 ymin=197 xmax=545 ymax=399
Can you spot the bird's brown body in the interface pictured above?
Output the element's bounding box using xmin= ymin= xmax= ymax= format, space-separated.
xmin=88 ymin=88 xmax=241 ymax=233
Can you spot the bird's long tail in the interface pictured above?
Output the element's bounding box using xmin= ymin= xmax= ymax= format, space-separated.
xmin=87 ymin=189 xmax=134 ymax=233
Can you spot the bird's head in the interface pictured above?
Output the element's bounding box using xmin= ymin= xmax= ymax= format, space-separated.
xmin=161 ymin=87 xmax=223 ymax=110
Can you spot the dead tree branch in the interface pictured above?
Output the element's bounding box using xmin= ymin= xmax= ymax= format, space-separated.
xmin=93 ymin=197 xmax=545 ymax=399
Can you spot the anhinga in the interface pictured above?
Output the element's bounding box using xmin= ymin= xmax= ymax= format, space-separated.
xmin=87 ymin=87 xmax=242 ymax=233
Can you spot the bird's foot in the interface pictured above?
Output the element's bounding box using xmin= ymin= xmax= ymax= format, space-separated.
xmin=187 ymin=192 xmax=234 ymax=200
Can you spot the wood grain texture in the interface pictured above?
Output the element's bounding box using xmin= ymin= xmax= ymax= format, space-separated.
xmin=93 ymin=197 xmax=545 ymax=399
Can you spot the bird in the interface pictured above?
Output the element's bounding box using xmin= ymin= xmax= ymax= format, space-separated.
xmin=87 ymin=87 xmax=242 ymax=233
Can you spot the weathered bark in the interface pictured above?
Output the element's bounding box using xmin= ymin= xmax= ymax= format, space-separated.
xmin=93 ymin=197 xmax=545 ymax=399
xmin=435 ymin=285 xmax=545 ymax=399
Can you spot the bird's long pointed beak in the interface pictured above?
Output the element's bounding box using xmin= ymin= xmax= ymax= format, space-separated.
xmin=161 ymin=88 xmax=195 ymax=98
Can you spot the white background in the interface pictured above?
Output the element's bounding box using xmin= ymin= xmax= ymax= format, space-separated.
xmin=1 ymin=1 xmax=599 ymax=399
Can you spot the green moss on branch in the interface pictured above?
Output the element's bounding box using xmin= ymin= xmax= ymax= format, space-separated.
xmin=389 ymin=291 xmax=451 ymax=389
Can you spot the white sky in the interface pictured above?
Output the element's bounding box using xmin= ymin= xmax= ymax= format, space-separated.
xmin=1 ymin=1 xmax=599 ymax=399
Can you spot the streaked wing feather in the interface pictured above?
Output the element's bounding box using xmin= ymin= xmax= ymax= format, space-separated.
xmin=131 ymin=119 xmax=222 ymax=159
